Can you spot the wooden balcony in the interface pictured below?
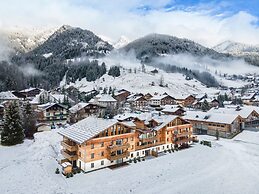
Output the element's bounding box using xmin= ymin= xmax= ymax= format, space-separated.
xmin=136 ymin=141 xmax=165 ymax=150
xmin=176 ymin=131 xmax=192 ymax=138
xmin=61 ymin=141 xmax=77 ymax=152
xmin=61 ymin=149 xmax=78 ymax=161
xmin=107 ymin=143 xmax=130 ymax=152
xmin=107 ymin=151 xmax=130 ymax=161
xmin=175 ymin=137 xmax=192 ymax=145
xmin=139 ymin=136 xmax=157 ymax=143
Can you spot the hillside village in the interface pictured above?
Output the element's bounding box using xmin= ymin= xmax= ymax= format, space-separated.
xmin=1 ymin=75 xmax=259 ymax=175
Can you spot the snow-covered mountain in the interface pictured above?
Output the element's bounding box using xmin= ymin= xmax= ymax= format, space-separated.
xmin=113 ymin=36 xmax=130 ymax=49
xmin=213 ymin=41 xmax=259 ymax=56
xmin=0 ymin=27 xmax=57 ymax=53
xmin=120 ymin=33 xmax=228 ymax=61
xmin=28 ymin=25 xmax=113 ymax=59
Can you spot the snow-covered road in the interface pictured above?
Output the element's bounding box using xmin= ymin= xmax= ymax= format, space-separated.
xmin=0 ymin=130 xmax=259 ymax=194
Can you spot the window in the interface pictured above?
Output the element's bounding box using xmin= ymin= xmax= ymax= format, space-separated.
xmin=101 ymin=142 xmax=104 ymax=147
xmin=167 ymin=145 xmax=169 ymax=148
xmin=137 ymin=152 xmax=139 ymax=156
xmin=91 ymin=144 xmax=94 ymax=149
xmin=142 ymin=151 xmax=144 ymax=154
xmin=101 ymin=161 xmax=104 ymax=165
xmin=101 ymin=151 xmax=104 ymax=156
xmin=79 ymin=152 xmax=81 ymax=157
xmin=131 ymin=153 xmax=133 ymax=158
xmin=91 ymin=153 xmax=94 ymax=159
xmin=91 ymin=163 xmax=94 ymax=168
xmin=131 ymin=137 xmax=134 ymax=141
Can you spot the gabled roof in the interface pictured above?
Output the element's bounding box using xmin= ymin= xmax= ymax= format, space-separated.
xmin=208 ymin=106 xmax=259 ymax=119
xmin=183 ymin=111 xmax=240 ymax=124
xmin=0 ymin=91 xmax=19 ymax=100
xmin=20 ymin=87 xmax=40 ymax=93
xmin=58 ymin=117 xmax=118 ymax=144
xmin=98 ymin=95 xmax=117 ymax=102
xmin=38 ymin=102 xmax=67 ymax=110
xmin=69 ymin=102 xmax=89 ymax=114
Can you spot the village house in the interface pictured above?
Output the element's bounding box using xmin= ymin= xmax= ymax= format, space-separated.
xmin=68 ymin=102 xmax=105 ymax=123
xmin=175 ymin=94 xmax=196 ymax=107
xmin=193 ymin=98 xmax=220 ymax=110
xmin=161 ymin=105 xmax=185 ymax=116
xmin=90 ymin=94 xmax=117 ymax=109
xmin=127 ymin=94 xmax=148 ymax=110
xmin=241 ymin=93 xmax=257 ymax=105
xmin=149 ymin=94 xmax=176 ymax=107
xmin=19 ymin=88 xmax=42 ymax=99
xmin=184 ymin=110 xmax=242 ymax=138
xmin=113 ymin=89 xmax=131 ymax=105
xmin=37 ymin=103 xmax=68 ymax=125
xmin=0 ymin=91 xmax=19 ymax=104
xmin=207 ymin=106 xmax=259 ymax=129
xmin=59 ymin=114 xmax=193 ymax=173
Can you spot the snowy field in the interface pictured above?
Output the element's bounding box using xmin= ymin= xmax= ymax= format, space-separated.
xmin=1 ymin=129 xmax=259 ymax=194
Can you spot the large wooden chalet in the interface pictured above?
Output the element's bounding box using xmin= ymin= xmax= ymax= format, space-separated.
xmin=59 ymin=115 xmax=193 ymax=172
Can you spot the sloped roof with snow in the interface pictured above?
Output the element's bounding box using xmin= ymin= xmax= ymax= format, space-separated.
xmin=183 ymin=111 xmax=239 ymax=124
xmin=208 ymin=106 xmax=259 ymax=119
xmin=58 ymin=117 xmax=117 ymax=144
xmin=0 ymin=91 xmax=19 ymax=100
xmin=69 ymin=102 xmax=89 ymax=114
xmin=98 ymin=95 xmax=117 ymax=102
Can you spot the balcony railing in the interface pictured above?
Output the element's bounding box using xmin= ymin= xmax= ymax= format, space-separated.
xmin=136 ymin=141 xmax=165 ymax=150
xmin=107 ymin=143 xmax=130 ymax=152
xmin=61 ymin=149 xmax=78 ymax=161
xmin=61 ymin=141 xmax=77 ymax=152
xmin=139 ymin=136 xmax=157 ymax=143
xmin=176 ymin=131 xmax=192 ymax=138
xmin=175 ymin=137 xmax=192 ymax=145
xmin=107 ymin=151 xmax=130 ymax=161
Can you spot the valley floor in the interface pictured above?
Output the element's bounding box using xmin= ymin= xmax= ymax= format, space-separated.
xmin=1 ymin=129 xmax=259 ymax=194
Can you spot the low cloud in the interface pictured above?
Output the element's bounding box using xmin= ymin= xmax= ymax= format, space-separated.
xmin=154 ymin=54 xmax=258 ymax=75
xmin=18 ymin=64 xmax=44 ymax=77
xmin=0 ymin=1 xmax=259 ymax=47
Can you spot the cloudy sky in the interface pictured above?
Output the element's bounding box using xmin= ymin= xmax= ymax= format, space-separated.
xmin=0 ymin=0 xmax=259 ymax=47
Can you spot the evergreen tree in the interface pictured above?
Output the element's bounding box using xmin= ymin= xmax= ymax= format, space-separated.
xmin=201 ymin=100 xmax=210 ymax=111
xmin=1 ymin=102 xmax=24 ymax=145
xmin=22 ymin=101 xmax=37 ymax=139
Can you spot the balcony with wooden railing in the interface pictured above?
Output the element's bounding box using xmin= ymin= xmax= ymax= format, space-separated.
xmin=107 ymin=143 xmax=130 ymax=153
xmin=175 ymin=131 xmax=192 ymax=138
xmin=174 ymin=137 xmax=192 ymax=145
xmin=61 ymin=141 xmax=78 ymax=152
xmin=139 ymin=136 xmax=157 ymax=143
xmin=61 ymin=149 xmax=78 ymax=161
xmin=136 ymin=141 xmax=165 ymax=150
xmin=107 ymin=151 xmax=130 ymax=161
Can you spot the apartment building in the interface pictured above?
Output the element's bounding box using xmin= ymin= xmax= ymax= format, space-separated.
xmin=59 ymin=115 xmax=193 ymax=173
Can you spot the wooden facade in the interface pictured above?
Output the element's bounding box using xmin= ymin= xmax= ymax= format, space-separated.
xmin=60 ymin=116 xmax=193 ymax=173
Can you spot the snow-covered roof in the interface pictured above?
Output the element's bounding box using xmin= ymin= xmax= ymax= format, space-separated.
xmin=38 ymin=102 xmax=66 ymax=110
xmin=0 ymin=91 xmax=19 ymax=100
xmin=58 ymin=117 xmax=117 ymax=144
xmin=61 ymin=162 xmax=71 ymax=168
xmin=208 ymin=106 xmax=259 ymax=119
xmin=69 ymin=102 xmax=89 ymax=114
xmin=162 ymin=105 xmax=184 ymax=113
xmin=183 ymin=111 xmax=240 ymax=124
xmin=20 ymin=87 xmax=39 ymax=93
xmin=98 ymin=95 xmax=117 ymax=102
xmin=150 ymin=95 xmax=169 ymax=100
xmin=241 ymin=93 xmax=256 ymax=100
